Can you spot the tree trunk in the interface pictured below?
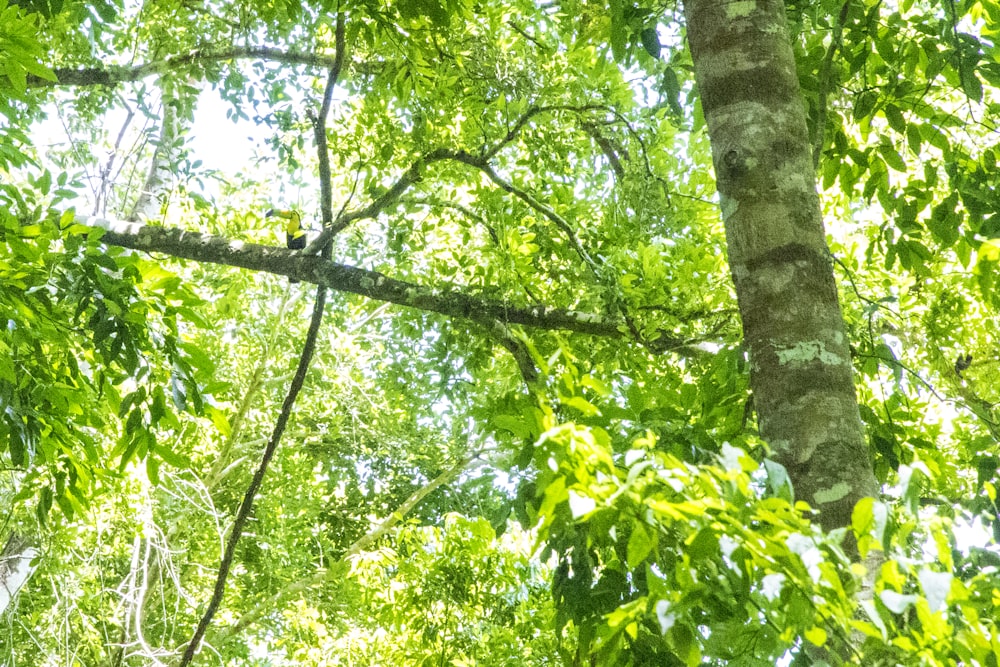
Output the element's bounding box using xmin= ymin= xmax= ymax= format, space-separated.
xmin=683 ymin=0 xmax=879 ymax=534
xmin=129 ymin=78 xmax=181 ymax=222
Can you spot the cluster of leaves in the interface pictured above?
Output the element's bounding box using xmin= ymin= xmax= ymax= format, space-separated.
xmin=852 ymin=480 xmax=1000 ymax=665
xmin=520 ymin=397 xmax=1000 ymax=665
xmin=0 ymin=176 xmax=212 ymax=520
xmin=519 ymin=405 xmax=851 ymax=665
xmin=0 ymin=0 xmax=54 ymax=166
xmin=342 ymin=515 xmax=561 ymax=666
xmin=789 ymin=0 xmax=1000 ymax=307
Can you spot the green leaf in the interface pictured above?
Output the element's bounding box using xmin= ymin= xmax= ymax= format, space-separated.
xmin=640 ymin=27 xmax=660 ymax=58
xmin=91 ymin=0 xmax=118 ymax=22
xmin=36 ymin=486 xmax=53 ymax=525
xmin=146 ymin=454 xmax=161 ymax=485
xmin=878 ymin=143 xmax=907 ymax=172
xmin=685 ymin=527 xmax=718 ymax=561
xmin=883 ymin=104 xmax=906 ymax=132
xmin=853 ymin=91 xmax=878 ymax=121
xmin=170 ymin=374 xmax=187 ymax=411
xmin=564 ymin=395 xmax=600 ymax=417
xmin=494 ymin=414 xmax=532 ymax=439
xmin=804 ymin=626 xmax=827 ymax=647
xmin=898 ymin=462 xmax=930 ymax=514
xmin=669 ymin=623 xmax=702 ymax=667
xmin=16 ymin=55 xmax=55 ymax=81
xmin=8 ymin=426 xmax=25 ymax=467
xmin=906 ymin=124 xmax=922 ymax=155
xmin=660 ymin=67 xmax=683 ymax=116
xmin=5 ymin=63 xmax=27 ymax=94
xmin=397 ymin=0 xmax=449 ymax=24
xmin=151 ymin=442 xmax=192 ymax=469
xmin=626 ymin=522 xmax=653 ymax=568
xmin=609 ymin=0 xmax=627 ymax=63
xmin=207 ymin=406 xmax=231 ymax=437
xmin=921 ymin=124 xmax=950 ymax=154
xmin=960 ymin=65 xmax=983 ymax=103
xmin=927 ymin=192 xmax=960 ymax=246
xmin=150 ymin=386 xmax=166 ymax=424
xmin=580 ymin=374 xmax=610 ymax=396
xmin=763 ymin=458 xmax=793 ymax=501
xmin=124 ymin=408 xmax=143 ymax=435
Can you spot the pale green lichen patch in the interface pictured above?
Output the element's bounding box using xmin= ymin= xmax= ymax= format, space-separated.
xmin=720 ymin=194 xmax=739 ymax=221
xmin=813 ymin=482 xmax=850 ymax=504
xmin=725 ymin=1 xmax=756 ymax=19
xmin=775 ymin=341 xmax=843 ymax=366
xmin=759 ymin=264 xmax=795 ymax=291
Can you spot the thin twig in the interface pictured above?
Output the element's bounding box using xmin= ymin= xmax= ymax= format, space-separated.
xmin=812 ymin=1 xmax=849 ymax=169
xmin=853 ymin=353 xmax=946 ymax=402
xmin=482 ymin=104 xmax=607 ymax=161
xmin=94 ymin=101 xmax=136 ymax=216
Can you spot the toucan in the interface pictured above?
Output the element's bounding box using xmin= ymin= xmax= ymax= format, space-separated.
xmin=265 ymin=209 xmax=306 ymax=283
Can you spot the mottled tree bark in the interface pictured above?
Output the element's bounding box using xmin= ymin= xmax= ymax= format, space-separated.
xmin=129 ymin=78 xmax=186 ymax=223
xmin=0 ymin=532 xmax=38 ymax=615
xmin=78 ymin=215 xmax=686 ymax=345
xmin=683 ymin=0 xmax=879 ymax=533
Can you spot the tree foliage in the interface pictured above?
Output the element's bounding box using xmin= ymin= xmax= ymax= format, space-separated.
xmin=2 ymin=0 xmax=1000 ymax=664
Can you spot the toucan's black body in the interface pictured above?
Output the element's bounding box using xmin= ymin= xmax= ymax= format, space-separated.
xmin=266 ymin=208 xmax=307 ymax=283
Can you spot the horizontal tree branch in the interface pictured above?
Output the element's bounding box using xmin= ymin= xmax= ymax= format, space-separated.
xmin=78 ymin=215 xmax=679 ymax=344
xmin=29 ymin=46 xmax=349 ymax=89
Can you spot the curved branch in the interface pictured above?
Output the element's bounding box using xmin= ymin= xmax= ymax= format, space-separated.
xmin=490 ymin=323 xmax=540 ymax=386
xmin=452 ymin=151 xmax=599 ymax=272
xmin=581 ymin=121 xmax=626 ymax=179
xmin=482 ymin=104 xmax=608 ymax=160
xmin=308 ymin=148 xmax=462 ymax=248
xmin=29 ymin=46 xmax=347 ymax=89
xmin=309 ymin=148 xmax=598 ymax=271
xmin=179 ymin=283 xmax=329 ymax=666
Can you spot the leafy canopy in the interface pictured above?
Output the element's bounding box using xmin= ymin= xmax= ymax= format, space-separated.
xmin=1 ymin=0 xmax=1000 ymax=665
